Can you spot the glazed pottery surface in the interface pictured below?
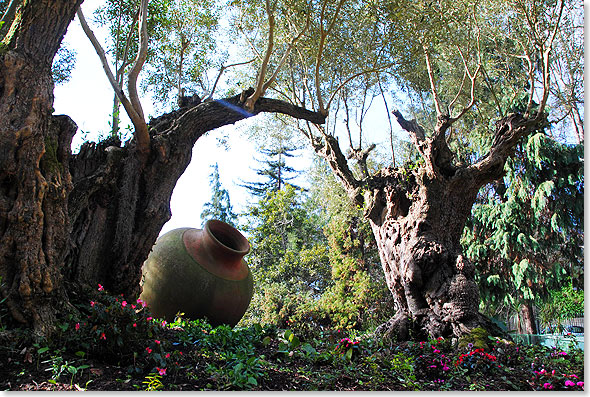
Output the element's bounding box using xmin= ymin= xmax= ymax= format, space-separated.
xmin=140 ymin=220 xmax=254 ymax=327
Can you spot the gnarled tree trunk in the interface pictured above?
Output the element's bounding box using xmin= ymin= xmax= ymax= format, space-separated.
xmin=312 ymin=112 xmax=544 ymax=340
xmin=0 ymin=0 xmax=82 ymax=337
xmin=0 ymin=0 xmax=327 ymax=336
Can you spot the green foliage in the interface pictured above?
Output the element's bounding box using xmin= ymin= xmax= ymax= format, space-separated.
xmin=241 ymin=184 xmax=332 ymax=330
xmin=200 ymin=163 xmax=238 ymax=226
xmin=241 ymin=130 xmax=304 ymax=197
xmin=539 ymin=284 xmax=584 ymax=330
xmin=241 ymin=164 xmax=393 ymax=333
xmin=143 ymin=0 xmax=220 ymax=108
xmin=142 ymin=372 xmax=164 ymax=391
xmin=462 ymin=133 xmax=583 ymax=319
xmin=310 ymin=161 xmax=395 ymax=331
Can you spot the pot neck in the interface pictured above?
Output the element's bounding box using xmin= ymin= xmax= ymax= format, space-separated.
xmin=183 ymin=220 xmax=250 ymax=280
xmin=202 ymin=220 xmax=250 ymax=264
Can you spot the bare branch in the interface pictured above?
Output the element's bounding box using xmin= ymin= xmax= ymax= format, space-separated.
xmin=535 ymin=0 xmax=565 ymax=119
xmin=78 ymin=4 xmax=149 ymax=157
xmin=378 ymin=78 xmax=396 ymax=167
xmin=205 ymin=58 xmax=256 ymax=101
xmin=325 ymin=64 xmax=392 ymax=110
xmin=421 ymin=43 xmax=443 ymax=117
xmin=244 ymin=0 xmax=275 ymax=111
xmin=392 ymin=110 xmax=426 ymax=150
xmin=77 ymin=8 xmax=126 ymax=102
xmin=0 ymin=0 xmax=19 ymax=38
xmin=314 ymin=0 xmax=346 ymax=114
xmin=262 ymin=14 xmax=310 ymax=93
xmin=127 ymin=0 xmax=148 ymax=121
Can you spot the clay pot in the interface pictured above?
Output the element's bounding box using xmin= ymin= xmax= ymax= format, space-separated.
xmin=139 ymin=220 xmax=254 ymax=327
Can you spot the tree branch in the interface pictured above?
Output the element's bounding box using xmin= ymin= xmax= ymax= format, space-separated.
xmin=205 ymin=58 xmax=256 ymax=101
xmin=244 ymin=0 xmax=275 ymax=111
xmin=0 ymin=0 xmax=19 ymax=38
xmin=314 ymin=0 xmax=346 ymax=114
xmin=422 ymin=43 xmax=443 ymax=117
xmin=78 ymin=4 xmax=150 ymax=158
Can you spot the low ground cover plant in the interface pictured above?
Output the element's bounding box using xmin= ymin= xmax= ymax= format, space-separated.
xmin=0 ymin=286 xmax=584 ymax=391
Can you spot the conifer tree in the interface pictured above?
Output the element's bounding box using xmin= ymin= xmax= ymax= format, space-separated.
xmin=241 ymin=134 xmax=303 ymax=197
xmin=200 ymin=163 xmax=238 ymax=227
xmin=462 ymin=133 xmax=583 ymax=334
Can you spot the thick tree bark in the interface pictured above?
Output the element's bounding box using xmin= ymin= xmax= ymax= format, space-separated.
xmin=0 ymin=0 xmax=82 ymax=336
xmin=520 ymin=302 xmax=538 ymax=335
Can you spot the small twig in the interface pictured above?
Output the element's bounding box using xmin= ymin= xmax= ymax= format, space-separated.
xmin=206 ymin=58 xmax=256 ymax=101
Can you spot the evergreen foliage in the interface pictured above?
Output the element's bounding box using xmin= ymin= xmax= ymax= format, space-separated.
xmin=462 ymin=132 xmax=583 ymax=321
xmin=200 ymin=163 xmax=238 ymax=227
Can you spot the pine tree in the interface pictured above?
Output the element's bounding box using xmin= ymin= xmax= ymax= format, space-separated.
xmin=200 ymin=163 xmax=238 ymax=227
xmin=241 ymin=136 xmax=303 ymax=197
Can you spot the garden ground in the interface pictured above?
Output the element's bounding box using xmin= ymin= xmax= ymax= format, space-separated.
xmin=0 ymin=288 xmax=584 ymax=391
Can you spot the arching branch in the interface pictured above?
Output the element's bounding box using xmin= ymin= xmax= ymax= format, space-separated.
xmin=77 ymin=3 xmax=150 ymax=158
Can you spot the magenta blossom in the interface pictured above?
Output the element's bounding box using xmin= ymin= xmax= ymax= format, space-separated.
xmin=565 ymin=380 xmax=576 ymax=387
xmin=156 ymin=367 xmax=167 ymax=376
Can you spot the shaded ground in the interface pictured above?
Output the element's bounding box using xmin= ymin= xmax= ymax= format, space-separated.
xmin=0 ymin=324 xmax=584 ymax=391
xmin=0 ymin=290 xmax=584 ymax=391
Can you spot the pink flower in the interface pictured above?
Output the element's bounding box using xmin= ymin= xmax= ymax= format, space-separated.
xmin=133 ymin=323 xmax=137 ymax=328
xmin=121 ymin=300 xmax=128 ymax=307
xmin=156 ymin=367 xmax=167 ymax=376
xmin=155 ymin=339 xmax=161 ymax=345
xmin=146 ymin=317 xmax=153 ymax=321
xmin=146 ymin=347 xmax=152 ymax=353
xmin=98 ymin=284 xmax=104 ymax=291
xmin=543 ymin=383 xmax=553 ymax=390
xmin=100 ymin=332 xmax=106 ymax=340
xmin=75 ymin=323 xmax=80 ymax=331
xmin=131 ymin=304 xmax=136 ymax=309
xmin=90 ymin=301 xmax=96 ymax=307
xmin=565 ymin=380 xmax=576 ymax=387
xmin=576 ymin=381 xmax=584 ymax=388
xmin=165 ymin=353 xmax=171 ymax=358
xmin=137 ymin=298 xmax=147 ymax=307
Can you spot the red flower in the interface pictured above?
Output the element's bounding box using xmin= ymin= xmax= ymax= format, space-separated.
xmin=98 ymin=284 xmax=104 ymax=291
xmin=156 ymin=367 xmax=166 ymax=376
xmin=100 ymin=332 xmax=106 ymax=340
xmin=146 ymin=347 xmax=152 ymax=353
xmin=75 ymin=323 xmax=80 ymax=331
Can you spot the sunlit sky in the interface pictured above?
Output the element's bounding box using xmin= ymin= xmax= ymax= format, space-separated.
xmin=53 ymin=1 xmax=399 ymax=237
